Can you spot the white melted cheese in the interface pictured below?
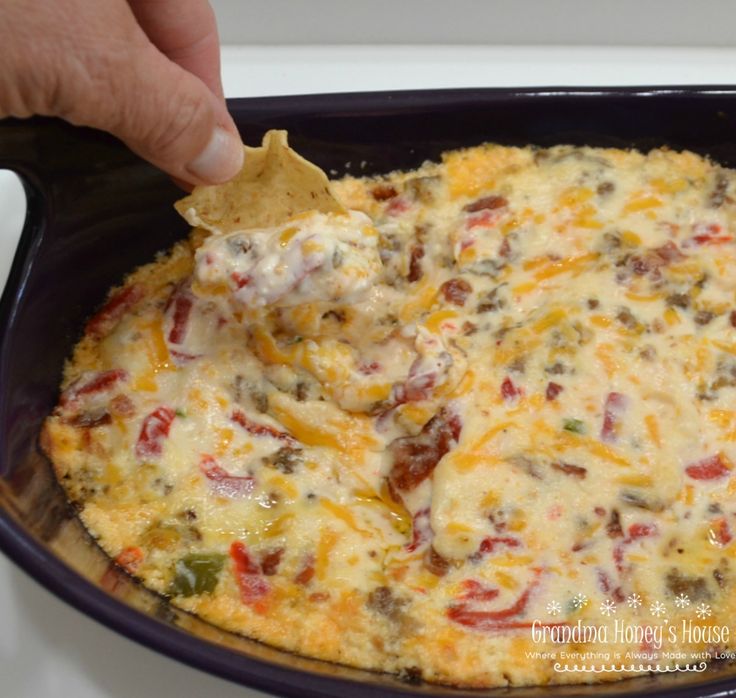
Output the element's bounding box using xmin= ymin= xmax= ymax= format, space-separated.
xmin=195 ymin=210 xmax=382 ymax=309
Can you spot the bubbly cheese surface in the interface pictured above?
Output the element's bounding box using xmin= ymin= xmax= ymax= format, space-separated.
xmin=43 ymin=144 xmax=736 ymax=688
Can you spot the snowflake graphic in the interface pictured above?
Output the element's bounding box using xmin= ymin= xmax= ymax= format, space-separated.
xmin=600 ymin=599 xmax=617 ymax=617
xmin=626 ymin=593 xmax=642 ymax=609
xmin=546 ymin=600 xmax=562 ymax=616
xmin=695 ymin=603 xmax=712 ymax=619
xmin=571 ymin=593 xmax=589 ymax=609
xmin=674 ymin=593 xmax=691 ymax=609
xmin=649 ymin=601 xmax=667 ymax=618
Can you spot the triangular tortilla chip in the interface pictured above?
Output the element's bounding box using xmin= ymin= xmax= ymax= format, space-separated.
xmin=174 ymin=130 xmax=344 ymax=234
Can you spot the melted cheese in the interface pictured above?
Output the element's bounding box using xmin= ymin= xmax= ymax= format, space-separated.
xmin=44 ymin=144 xmax=736 ymax=689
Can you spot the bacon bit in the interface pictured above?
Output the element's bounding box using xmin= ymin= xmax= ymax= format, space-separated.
xmin=69 ymin=411 xmax=112 ymax=428
xmin=407 ymin=243 xmax=424 ymax=282
xmin=371 ymin=184 xmax=398 ymax=201
xmin=685 ymin=453 xmax=732 ymax=480
xmin=545 ymin=382 xmax=563 ymax=401
xmin=405 ymin=507 xmax=431 ymax=552
xmin=606 ymin=509 xmax=624 ymax=538
xmin=597 ymin=571 xmax=625 ymax=603
xmin=60 ymin=369 xmax=128 ymax=408
xmin=135 ymin=406 xmax=176 ymax=460
xmin=424 ymin=546 xmax=450 ymax=576
xmin=85 ymin=285 xmax=144 ymax=339
xmin=260 ymin=547 xmax=285 ymax=575
xmin=730 ymin=310 xmax=736 ymax=329
xmin=551 ymin=461 xmax=587 ymax=479
xmin=388 ymin=407 xmax=462 ymax=492
xmin=594 ymin=506 xmax=606 ymax=517
xmin=463 ymin=195 xmax=508 ymax=213
xmin=230 ymin=542 xmax=269 ymax=608
xmin=231 ymin=409 xmax=293 ymax=443
xmin=447 ymin=570 xmax=541 ymax=631
xmin=199 ymin=455 xmax=255 ymax=498
xmin=386 ymin=197 xmax=410 ymax=216
xmin=440 ymin=278 xmax=472 ymax=306
xmin=294 ymin=555 xmax=315 ymax=585
xmin=709 ymin=518 xmax=733 ymax=547
xmin=167 ymin=291 xmax=193 ymax=345
xmin=466 ymin=209 xmax=504 ymax=230
xmin=109 ymin=394 xmax=136 ymax=418
xmin=630 ymin=241 xmax=685 ymax=276
xmin=358 ymin=360 xmax=382 ymax=375
xmin=458 ymin=579 xmax=500 ymax=602
xmin=600 ymin=392 xmax=628 ymax=443
xmin=231 ymin=272 xmax=251 ymax=289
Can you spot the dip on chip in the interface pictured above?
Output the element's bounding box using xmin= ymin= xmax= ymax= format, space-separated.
xmin=43 ymin=134 xmax=736 ymax=688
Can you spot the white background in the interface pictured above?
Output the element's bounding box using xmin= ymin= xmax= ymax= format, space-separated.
xmin=4 ymin=3 xmax=736 ymax=695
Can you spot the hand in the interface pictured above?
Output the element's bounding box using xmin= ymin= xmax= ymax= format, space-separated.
xmin=0 ymin=0 xmax=243 ymax=186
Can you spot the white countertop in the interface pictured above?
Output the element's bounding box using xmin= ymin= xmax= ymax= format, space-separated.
xmin=3 ymin=44 xmax=736 ymax=697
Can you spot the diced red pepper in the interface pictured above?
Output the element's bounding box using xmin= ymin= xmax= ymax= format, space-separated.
xmin=710 ymin=518 xmax=733 ymax=546
xmin=447 ymin=571 xmax=541 ymax=631
xmin=614 ymin=522 xmax=658 ymax=572
xmin=477 ymin=536 xmax=521 ymax=556
xmin=230 ymin=542 xmax=269 ymax=608
xmin=600 ymin=391 xmax=628 ymax=443
xmin=167 ymin=292 xmax=193 ymax=345
xmin=690 ymin=223 xmax=733 ymax=246
xmin=85 ymin=284 xmax=144 ymax=339
xmin=199 ymin=454 xmax=254 ymax=498
xmin=135 ymin=406 xmax=176 ymax=460
xmin=685 ymin=453 xmax=732 ymax=480
xmin=501 ymin=376 xmax=522 ymax=402
xmin=458 ymin=579 xmax=500 ymax=602
xmin=231 ymin=272 xmax=251 ymax=289
xmin=405 ymin=507 xmax=431 ymax=552
xmin=116 ymin=546 xmax=144 ymax=573
xmin=545 ymin=382 xmax=563 ymax=401
xmin=386 ymin=197 xmax=410 ymax=216
xmin=466 ymin=209 xmax=504 ymax=230
xmin=231 ymin=409 xmax=294 ymax=443
xmin=628 ymin=522 xmax=657 ymax=540
xmin=60 ymin=368 xmax=128 ymax=408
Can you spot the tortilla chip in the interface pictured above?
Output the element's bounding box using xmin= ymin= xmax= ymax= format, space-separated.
xmin=174 ymin=130 xmax=344 ymax=234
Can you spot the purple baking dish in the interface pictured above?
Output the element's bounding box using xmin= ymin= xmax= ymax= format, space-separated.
xmin=3 ymin=87 xmax=736 ymax=697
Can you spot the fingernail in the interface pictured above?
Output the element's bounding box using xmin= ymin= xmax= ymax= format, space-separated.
xmin=186 ymin=127 xmax=244 ymax=184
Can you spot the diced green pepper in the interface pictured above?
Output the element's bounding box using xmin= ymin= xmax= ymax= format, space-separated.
xmin=168 ymin=553 xmax=225 ymax=597
xmin=563 ymin=418 xmax=585 ymax=434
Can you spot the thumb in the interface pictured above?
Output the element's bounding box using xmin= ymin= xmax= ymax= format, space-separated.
xmin=81 ymin=44 xmax=243 ymax=186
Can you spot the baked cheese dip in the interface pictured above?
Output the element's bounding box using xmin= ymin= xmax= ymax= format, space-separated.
xmin=43 ymin=131 xmax=736 ymax=687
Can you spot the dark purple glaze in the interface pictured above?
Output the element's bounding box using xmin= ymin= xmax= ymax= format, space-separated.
xmin=2 ymin=87 xmax=736 ymax=697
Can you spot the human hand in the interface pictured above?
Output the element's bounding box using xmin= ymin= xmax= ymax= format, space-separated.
xmin=0 ymin=0 xmax=243 ymax=186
